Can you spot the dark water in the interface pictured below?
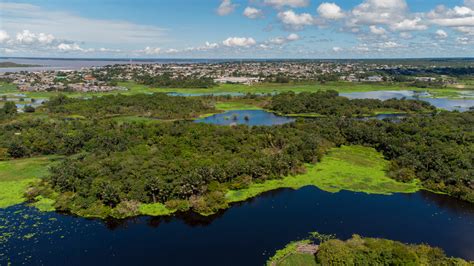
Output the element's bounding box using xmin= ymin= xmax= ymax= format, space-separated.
xmin=195 ymin=110 xmax=295 ymax=126
xmin=1 ymin=188 xmax=474 ymax=265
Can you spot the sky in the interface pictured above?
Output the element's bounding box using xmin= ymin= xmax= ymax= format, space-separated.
xmin=0 ymin=0 xmax=473 ymax=58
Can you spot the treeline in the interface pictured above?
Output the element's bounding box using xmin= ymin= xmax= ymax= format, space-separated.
xmin=0 ymin=110 xmax=472 ymax=217
xmin=268 ymin=91 xmax=435 ymax=116
xmin=134 ymin=73 xmax=216 ymax=88
xmin=46 ymin=94 xmax=216 ymax=119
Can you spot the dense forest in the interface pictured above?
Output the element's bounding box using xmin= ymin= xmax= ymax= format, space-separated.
xmin=0 ymin=102 xmax=472 ymax=217
xmin=45 ymin=94 xmax=216 ymax=119
xmin=268 ymin=91 xmax=435 ymax=116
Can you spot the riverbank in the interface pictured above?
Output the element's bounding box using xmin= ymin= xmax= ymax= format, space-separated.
xmin=0 ymin=146 xmax=421 ymax=219
xmin=226 ymin=146 xmax=420 ymax=204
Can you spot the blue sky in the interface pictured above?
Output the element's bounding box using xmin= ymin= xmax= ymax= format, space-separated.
xmin=0 ymin=0 xmax=473 ymax=58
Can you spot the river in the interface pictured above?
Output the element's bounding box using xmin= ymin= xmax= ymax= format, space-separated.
xmin=1 ymin=188 xmax=474 ymax=265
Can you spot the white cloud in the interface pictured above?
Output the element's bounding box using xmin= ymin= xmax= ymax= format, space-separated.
xmin=57 ymin=43 xmax=84 ymax=52
xmin=141 ymin=46 xmax=162 ymax=55
xmin=390 ymin=17 xmax=427 ymax=31
xmin=0 ymin=30 xmax=10 ymax=43
xmin=369 ymin=25 xmax=387 ymax=35
xmin=277 ymin=10 xmax=315 ymax=30
xmin=217 ymin=0 xmax=237 ymax=16
xmin=457 ymin=36 xmax=471 ymax=44
xmin=379 ymin=41 xmax=401 ymax=48
xmin=263 ymin=0 xmax=309 ymax=8
xmin=243 ymin=7 xmax=263 ymax=19
xmin=269 ymin=33 xmax=300 ymax=45
xmin=435 ymin=29 xmax=448 ymax=38
xmin=287 ymin=33 xmax=300 ymax=41
xmin=0 ymin=2 xmax=167 ymax=46
xmin=317 ymin=3 xmax=344 ymax=20
xmin=16 ymin=30 xmax=36 ymax=44
xmin=223 ymin=37 xmax=256 ymax=47
xmin=428 ymin=5 xmax=474 ymax=27
xmin=332 ymin=46 xmax=342 ymax=52
xmin=349 ymin=0 xmax=408 ymax=26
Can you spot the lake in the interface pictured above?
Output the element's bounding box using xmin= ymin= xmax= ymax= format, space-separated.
xmin=195 ymin=110 xmax=295 ymax=126
xmin=2 ymin=188 xmax=474 ymax=265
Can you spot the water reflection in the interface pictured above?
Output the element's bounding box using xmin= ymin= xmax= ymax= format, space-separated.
xmin=195 ymin=110 xmax=295 ymax=126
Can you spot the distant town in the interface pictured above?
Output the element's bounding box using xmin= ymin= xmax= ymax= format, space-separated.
xmin=0 ymin=59 xmax=465 ymax=92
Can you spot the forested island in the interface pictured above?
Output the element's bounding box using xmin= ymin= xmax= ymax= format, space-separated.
xmin=0 ymin=62 xmax=41 ymax=68
xmin=0 ymin=92 xmax=472 ymax=219
xmin=267 ymin=233 xmax=473 ymax=265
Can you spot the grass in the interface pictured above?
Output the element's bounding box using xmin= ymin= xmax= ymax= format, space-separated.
xmin=266 ymin=240 xmax=317 ymax=266
xmin=215 ymin=101 xmax=262 ymax=111
xmin=226 ymin=146 xmax=420 ymax=203
xmin=0 ymin=156 xmax=58 ymax=208
xmin=276 ymin=254 xmax=317 ymax=266
xmin=138 ymin=203 xmax=176 ymax=216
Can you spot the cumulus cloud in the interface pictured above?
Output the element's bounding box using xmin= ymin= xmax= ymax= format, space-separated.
xmin=428 ymin=5 xmax=474 ymax=28
xmin=57 ymin=43 xmax=84 ymax=52
xmin=278 ymin=10 xmax=315 ymax=30
xmin=269 ymin=33 xmax=300 ymax=44
xmin=223 ymin=37 xmax=256 ymax=47
xmin=332 ymin=46 xmax=342 ymax=52
xmin=263 ymin=0 xmax=309 ymax=8
xmin=317 ymin=3 xmax=344 ymax=20
xmin=217 ymin=0 xmax=237 ymax=16
xmin=390 ymin=17 xmax=427 ymax=31
xmin=0 ymin=30 xmax=10 ymax=43
xmin=369 ymin=25 xmax=387 ymax=35
xmin=141 ymin=46 xmax=162 ymax=55
xmin=243 ymin=7 xmax=263 ymax=19
xmin=349 ymin=0 xmax=408 ymax=26
xmin=435 ymin=29 xmax=448 ymax=38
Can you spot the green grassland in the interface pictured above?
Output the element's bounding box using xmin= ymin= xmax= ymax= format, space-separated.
xmin=0 ymin=156 xmax=59 ymax=208
xmin=3 ymin=81 xmax=472 ymax=100
xmin=226 ymin=146 xmax=420 ymax=203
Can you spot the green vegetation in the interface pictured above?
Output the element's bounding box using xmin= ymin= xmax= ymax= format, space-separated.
xmin=267 ymin=240 xmax=317 ymax=266
xmin=215 ymin=101 xmax=262 ymax=111
xmin=0 ymin=91 xmax=472 ymax=218
xmin=268 ymin=235 xmax=473 ymax=266
xmin=0 ymin=156 xmax=57 ymax=208
xmin=0 ymin=62 xmax=40 ymax=68
xmin=269 ymin=91 xmax=435 ymax=117
xmin=46 ymin=93 xmax=215 ymax=120
xmin=226 ymin=146 xmax=420 ymax=203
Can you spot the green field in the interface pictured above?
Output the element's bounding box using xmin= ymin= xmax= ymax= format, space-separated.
xmin=2 ymin=81 xmax=473 ymax=101
xmin=226 ymin=146 xmax=420 ymax=203
xmin=0 ymin=156 xmax=58 ymax=208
